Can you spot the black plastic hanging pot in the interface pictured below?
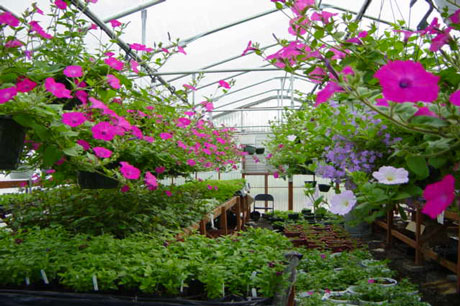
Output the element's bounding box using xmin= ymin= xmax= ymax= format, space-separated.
xmin=318 ymin=184 xmax=331 ymax=192
xmin=243 ymin=145 xmax=256 ymax=155
xmin=255 ymin=147 xmax=265 ymax=154
xmin=0 ymin=116 xmax=26 ymax=170
xmin=77 ymin=170 xmax=119 ymax=189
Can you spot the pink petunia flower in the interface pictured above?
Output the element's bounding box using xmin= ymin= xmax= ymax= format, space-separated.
xmin=75 ymin=90 xmax=88 ymax=104
xmin=242 ymin=40 xmax=256 ymax=56
xmin=311 ymin=11 xmax=337 ymax=24
xmin=5 ymin=39 xmax=23 ymax=48
xmin=449 ymin=90 xmax=460 ymax=106
xmin=32 ymin=3 xmax=44 ymax=15
xmin=0 ymin=11 xmax=20 ymax=27
xmin=109 ymin=19 xmax=122 ymax=28
xmin=93 ymin=147 xmax=112 ymax=158
xmin=121 ymin=185 xmax=130 ymax=193
xmin=76 ymin=139 xmax=90 ymax=151
xmin=63 ymin=65 xmax=83 ymax=78
xmin=430 ymin=28 xmax=452 ymax=52
xmin=165 ymin=190 xmax=172 ymax=197
xmin=104 ymin=57 xmax=124 ymax=71
xmin=374 ymin=60 xmax=439 ymax=103
xmin=291 ymin=0 xmax=315 ymax=16
xmin=44 ymin=78 xmax=72 ymax=98
xmin=449 ymin=9 xmax=460 ymax=24
xmin=130 ymin=43 xmax=147 ymax=51
xmin=155 ymin=166 xmax=166 ymax=174
xmin=160 ymin=132 xmax=173 ymax=140
xmin=187 ymin=159 xmax=196 ymax=166
xmin=422 ymin=175 xmax=456 ymax=219
xmin=394 ymin=29 xmax=415 ymax=43
xmin=119 ymin=161 xmax=140 ymax=180
xmin=89 ymin=23 xmax=98 ymax=30
xmin=54 ymin=0 xmax=67 ymax=10
xmin=130 ymin=60 xmax=139 ymax=74
xmin=16 ymin=78 xmax=37 ymax=92
xmin=177 ymin=46 xmax=187 ymax=55
xmin=308 ymin=67 xmax=326 ymax=84
xmin=288 ymin=16 xmax=310 ymax=35
xmin=375 ymin=98 xmax=389 ymax=107
xmin=92 ymin=122 xmax=116 ymax=141
xmin=315 ymin=82 xmax=342 ymax=106
xmin=273 ymin=171 xmax=279 ymax=179
xmin=177 ymin=117 xmax=191 ymax=128
xmin=183 ymin=84 xmax=197 ymax=91
xmin=145 ymin=171 xmax=158 ymax=190
xmin=107 ymin=74 xmax=121 ymax=89
xmin=414 ymin=106 xmax=438 ymax=117
xmin=29 ymin=21 xmax=53 ymax=39
xmin=0 ymin=87 xmax=17 ymax=104
xmin=218 ymin=80 xmax=231 ymax=89
xmin=62 ymin=112 xmax=87 ymax=127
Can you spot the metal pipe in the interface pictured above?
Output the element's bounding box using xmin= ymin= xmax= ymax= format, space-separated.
xmin=212 ymin=107 xmax=299 ymax=112
xmin=102 ymin=0 xmax=165 ymax=23
xmin=69 ymin=0 xmax=188 ymax=104
xmin=153 ymin=67 xmax=282 ymax=76
xmin=215 ymin=89 xmax=292 ymax=110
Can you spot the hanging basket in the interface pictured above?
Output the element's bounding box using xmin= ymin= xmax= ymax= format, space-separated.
xmin=0 ymin=116 xmax=26 ymax=170
xmin=77 ymin=170 xmax=119 ymax=189
xmin=243 ymin=145 xmax=256 ymax=155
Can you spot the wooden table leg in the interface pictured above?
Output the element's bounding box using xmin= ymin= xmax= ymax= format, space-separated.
xmin=221 ymin=207 xmax=228 ymax=235
xmin=236 ymin=197 xmax=242 ymax=231
xmin=415 ymin=204 xmax=423 ymax=265
xmin=457 ymin=220 xmax=460 ymax=293
xmin=386 ymin=209 xmax=393 ymax=247
xmin=199 ymin=219 xmax=206 ymax=235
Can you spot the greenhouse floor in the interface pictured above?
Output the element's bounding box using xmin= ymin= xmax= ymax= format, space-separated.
xmin=368 ymin=229 xmax=459 ymax=306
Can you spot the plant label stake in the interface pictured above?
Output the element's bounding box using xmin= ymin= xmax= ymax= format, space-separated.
xmin=251 ymin=271 xmax=257 ymax=298
xmin=222 ymin=283 xmax=225 ymax=297
xmin=437 ymin=211 xmax=445 ymax=224
xmin=210 ymin=213 xmax=216 ymax=230
xmin=40 ymin=269 xmax=49 ymax=285
xmin=25 ymin=277 xmax=30 ymax=286
xmin=180 ymin=279 xmax=184 ymax=293
xmin=92 ymin=274 xmax=99 ymax=291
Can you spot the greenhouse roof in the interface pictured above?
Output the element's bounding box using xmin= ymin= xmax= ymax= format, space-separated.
xmin=1 ymin=0 xmax=444 ymax=133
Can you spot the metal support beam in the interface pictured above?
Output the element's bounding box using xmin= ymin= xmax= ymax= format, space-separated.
xmin=215 ymin=89 xmax=292 ymax=110
xmin=153 ymin=67 xmax=281 ymax=76
xmin=102 ymin=0 xmax=165 ymax=23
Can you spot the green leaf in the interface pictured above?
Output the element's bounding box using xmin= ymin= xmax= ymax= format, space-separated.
xmin=63 ymin=145 xmax=82 ymax=157
xmin=428 ymin=156 xmax=447 ymax=169
xmin=405 ymin=155 xmax=429 ymax=179
xmin=275 ymin=2 xmax=283 ymax=9
xmin=410 ymin=116 xmax=447 ymax=127
xmin=393 ymin=192 xmax=411 ymax=201
xmin=43 ymin=145 xmax=62 ymax=167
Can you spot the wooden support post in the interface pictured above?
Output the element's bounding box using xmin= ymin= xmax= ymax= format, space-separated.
xmin=288 ymin=176 xmax=293 ymax=211
xmin=386 ymin=210 xmax=393 ymax=247
xmin=199 ymin=220 xmax=206 ymax=235
xmin=221 ymin=207 xmax=228 ymax=235
xmin=236 ymin=197 xmax=242 ymax=231
xmin=245 ymin=196 xmax=251 ymax=223
xmin=264 ymin=173 xmax=268 ymax=210
xmin=287 ymin=287 xmax=295 ymax=306
xmin=415 ymin=204 xmax=423 ymax=265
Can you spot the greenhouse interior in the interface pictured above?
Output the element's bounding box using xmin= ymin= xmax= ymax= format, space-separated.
xmin=1 ymin=0 xmax=460 ymax=305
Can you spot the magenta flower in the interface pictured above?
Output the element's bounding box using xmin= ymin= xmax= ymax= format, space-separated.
xmin=449 ymin=9 xmax=460 ymax=24
xmin=5 ymin=39 xmax=23 ymax=48
xmin=155 ymin=166 xmax=166 ymax=174
xmin=62 ymin=112 xmax=87 ymax=127
xmin=291 ymin=0 xmax=315 ymax=16
xmin=187 ymin=159 xmax=196 ymax=166
xmin=63 ymin=65 xmax=83 ymax=78
xmin=107 ymin=74 xmax=121 ymax=89
xmin=183 ymin=84 xmax=197 ymax=91
xmin=374 ymin=60 xmax=440 ymax=103
xmin=119 ymin=161 xmax=140 ymax=180
xmin=394 ymin=29 xmax=415 ymax=43
xmin=89 ymin=24 xmax=98 ymax=30
xmin=104 ymin=57 xmax=124 ymax=71
xmin=288 ymin=16 xmax=310 ymax=35
xmin=75 ymin=90 xmax=88 ymax=104
xmin=422 ymin=175 xmax=456 ymax=219
xmin=145 ymin=171 xmax=158 ymax=190
xmin=177 ymin=117 xmax=191 ymax=128
xmin=160 ymin=132 xmax=173 ymax=140
xmin=109 ymin=19 xmax=122 ymax=28
xmin=242 ymin=40 xmax=256 ymax=56
xmin=29 ymin=21 xmax=53 ymax=39
xmin=54 ymin=0 xmax=67 ymax=10
xmin=449 ymin=90 xmax=460 ymax=106
xmin=130 ymin=60 xmax=139 ymax=74
xmin=375 ymin=98 xmax=389 ymax=107
xmin=45 ymin=78 xmax=72 ymax=98
xmin=330 ymin=190 xmax=357 ymax=215
xmin=93 ymin=147 xmax=112 ymax=158
xmin=177 ymin=46 xmax=187 ymax=55
xmin=315 ymin=82 xmax=342 ymax=106
xmin=368 ymin=279 xmax=375 ymax=284
xmin=430 ymin=28 xmax=452 ymax=52
xmin=218 ymin=80 xmax=231 ymax=89
xmin=130 ymin=43 xmax=147 ymax=51
xmin=414 ymin=106 xmax=438 ymax=117
xmin=76 ymin=139 xmax=90 ymax=151
xmin=92 ymin=122 xmax=116 ymax=141
xmin=0 ymin=11 xmax=20 ymax=27
xmin=165 ymin=190 xmax=172 ymax=197
xmin=273 ymin=171 xmax=279 ymax=179
xmin=120 ymin=185 xmax=130 ymax=193
xmin=311 ymin=11 xmax=337 ymax=24
xmin=202 ymin=101 xmax=214 ymax=112
xmin=32 ymin=3 xmax=44 ymax=15
xmin=308 ymin=67 xmax=326 ymax=84
xmin=16 ymin=78 xmax=37 ymax=93
xmin=0 ymin=87 xmax=17 ymax=104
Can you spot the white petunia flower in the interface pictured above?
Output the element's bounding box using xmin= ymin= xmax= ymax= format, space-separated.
xmin=372 ymin=166 xmax=409 ymax=185
xmin=330 ymin=190 xmax=357 ymax=215
xmin=287 ymin=135 xmax=297 ymax=142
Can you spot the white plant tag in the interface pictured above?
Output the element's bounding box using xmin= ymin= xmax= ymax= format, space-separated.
xmin=437 ymin=211 xmax=445 ymax=224
xmin=222 ymin=283 xmax=225 ymax=297
xmin=40 ymin=269 xmax=49 ymax=284
xmin=251 ymin=288 xmax=258 ymax=298
xmin=92 ymin=274 xmax=99 ymax=291
xmin=180 ymin=279 xmax=184 ymax=293
xmin=25 ymin=277 xmax=30 ymax=286
xmin=210 ymin=213 xmax=215 ymax=229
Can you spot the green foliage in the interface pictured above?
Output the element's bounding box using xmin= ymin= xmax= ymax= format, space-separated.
xmin=0 ymin=227 xmax=291 ymax=298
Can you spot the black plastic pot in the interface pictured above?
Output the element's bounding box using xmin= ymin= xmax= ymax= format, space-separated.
xmin=272 ymin=223 xmax=285 ymax=232
xmin=255 ymin=147 xmax=265 ymax=154
xmin=288 ymin=213 xmax=300 ymax=220
xmin=0 ymin=116 xmax=26 ymax=170
xmin=250 ymin=211 xmax=261 ymax=221
xmin=77 ymin=171 xmax=119 ymax=189
xmin=318 ymin=184 xmax=331 ymax=192
xmin=301 ymin=209 xmax=312 ymax=214
xmin=304 ymin=181 xmax=317 ymax=187
xmin=243 ymin=145 xmax=256 ymax=155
